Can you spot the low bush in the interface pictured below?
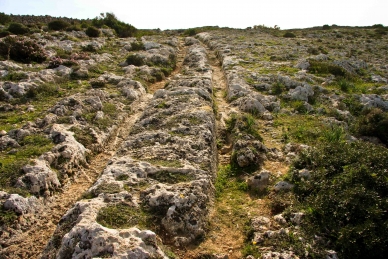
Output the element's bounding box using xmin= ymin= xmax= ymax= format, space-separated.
xmin=85 ymin=26 xmax=100 ymax=37
xmin=342 ymin=95 xmax=363 ymax=116
xmin=184 ymin=28 xmax=197 ymax=36
xmin=292 ymin=141 xmax=388 ymax=258
xmin=226 ymin=113 xmax=263 ymax=141
xmin=0 ymin=12 xmax=11 ymax=25
xmin=308 ymin=60 xmax=348 ymax=77
xmin=7 ymin=23 xmax=30 ymax=35
xmin=354 ymin=108 xmax=388 ymax=144
xmin=0 ymin=30 xmax=11 ymax=38
xmin=130 ymin=41 xmax=144 ymax=51
xmin=48 ymin=20 xmax=70 ymax=31
xmin=271 ymin=81 xmax=286 ymax=95
xmin=126 ymin=53 xmax=145 ymax=66
xmin=283 ymin=32 xmax=296 ymax=38
xmin=0 ymin=36 xmax=47 ymax=63
xmin=337 ymin=78 xmax=354 ymax=92
xmin=65 ymin=24 xmax=82 ymax=31
xmin=92 ymin=12 xmax=137 ymax=38
xmin=25 ymin=83 xmax=60 ymax=99
xmin=1 ymin=71 xmax=28 ymax=81
xmin=0 ymin=207 xmax=17 ymax=226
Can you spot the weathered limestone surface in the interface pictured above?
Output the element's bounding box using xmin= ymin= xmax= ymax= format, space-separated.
xmin=42 ymin=42 xmax=216 ymax=257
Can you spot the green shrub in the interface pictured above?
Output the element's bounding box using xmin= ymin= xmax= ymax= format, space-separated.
xmin=308 ymin=60 xmax=348 ymax=77
xmin=292 ymin=141 xmax=388 ymax=259
xmin=85 ymin=26 xmax=100 ymax=37
xmin=0 ymin=12 xmax=11 ymax=25
xmin=92 ymin=12 xmax=137 ymax=38
xmin=354 ymin=108 xmax=388 ymax=144
xmin=48 ymin=20 xmax=70 ymax=31
xmin=343 ymin=95 xmax=363 ymax=116
xmin=184 ymin=28 xmax=197 ymax=36
xmin=115 ymin=22 xmax=137 ymax=38
xmin=0 ymin=207 xmax=17 ymax=226
xmin=283 ymin=32 xmax=296 ymax=38
xmin=322 ymin=24 xmax=331 ymax=30
xmin=7 ymin=23 xmax=30 ymax=35
xmin=290 ymin=100 xmax=308 ymax=113
xmin=307 ymin=47 xmax=319 ymax=55
xmin=130 ymin=41 xmax=144 ymax=51
xmin=0 ymin=30 xmax=11 ymax=38
xmin=25 ymin=83 xmax=60 ymax=99
xmin=271 ymin=81 xmax=286 ymax=95
xmin=0 ymin=36 xmax=47 ymax=63
xmin=337 ymin=78 xmax=354 ymax=92
xmin=126 ymin=53 xmax=145 ymax=66
xmin=65 ymin=24 xmax=82 ymax=31
xmin=320 ymin=125 xmax=346 ymax=143
xmin=2 ymin=71 xmax=28 ymax=81
xmin=226 ymin=113 xmax=263 ymax=141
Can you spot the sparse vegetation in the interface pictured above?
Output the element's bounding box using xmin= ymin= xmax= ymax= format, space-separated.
xmin=97 ymin=203 xmax=149 ymax=229
xmin=1 ymin=14 xmax=388 ymax=259
xmin=149 ymin=171 xmax=194 ymax=184
xmin=0 ymin=134 xmax=54 ymax=188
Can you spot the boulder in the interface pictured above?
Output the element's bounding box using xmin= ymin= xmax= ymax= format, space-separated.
xmin=287 ymin=84 xmax=314 ymax=102
xmin=42 ymin=198 xmax=166 ymax=259
xmin=16 ymin=159 xmax=61 ymax=196
xmin=359 ymin=94 xmax=388 ymax=111
xmin=185 ymin=37 xmax=200 ymax=46
xmin=239 ymin=96 xmax=266 ymax=115
xmin=7 ymin=128 xmax=31 ymax=141
xmin=53 ymin=65 xmax=72 ymax=76
xmin=233 ymin=139 xmax=267 ymax=167
xmin=273 ymin=181 xmax=294 ymax=192
xmin=0 ymin=135 xmax=20 ymax=150
xmin=262 ymin=251 xmax=299 ymax=259
xmin=84 ymin=96 xmax=103 ymax=111
xmin=247 ymin=170 xmax=270 ymax=191
xmin=143 ymin=41 xmax=161 ymax=50
xmin=0 ymin=60 xmax=23 ymax=70
xmin=3 ymin=194 xmax=41 ymax=215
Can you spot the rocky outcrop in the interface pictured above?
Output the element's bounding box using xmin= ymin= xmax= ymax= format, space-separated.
xmin=16 ymin=159 xmax=61 ymax=196
xmin=3 ymin=194 xmax=42 ymax=215
xmin=44 ymin=42 xmax=216 ymax=256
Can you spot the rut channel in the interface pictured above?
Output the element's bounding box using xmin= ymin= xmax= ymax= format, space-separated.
xmin=0 ymin=39 xmax=187 ymax=259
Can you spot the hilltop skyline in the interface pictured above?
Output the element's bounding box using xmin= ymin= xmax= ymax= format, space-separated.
xmin=1 ymin=0 xmax=387 ymax=30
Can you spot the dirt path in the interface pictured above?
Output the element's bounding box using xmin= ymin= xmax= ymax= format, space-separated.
xmin=180 ymin=43 xmax=274 ymax=259
xmin=1 ymin=40 xmax=188 ymax=259
xmin=148 ymin=39 xmax=187 ymax=94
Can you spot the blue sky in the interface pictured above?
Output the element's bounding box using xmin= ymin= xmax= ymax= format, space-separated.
xmin=1 ymin=0 xmax=387 ymax=30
